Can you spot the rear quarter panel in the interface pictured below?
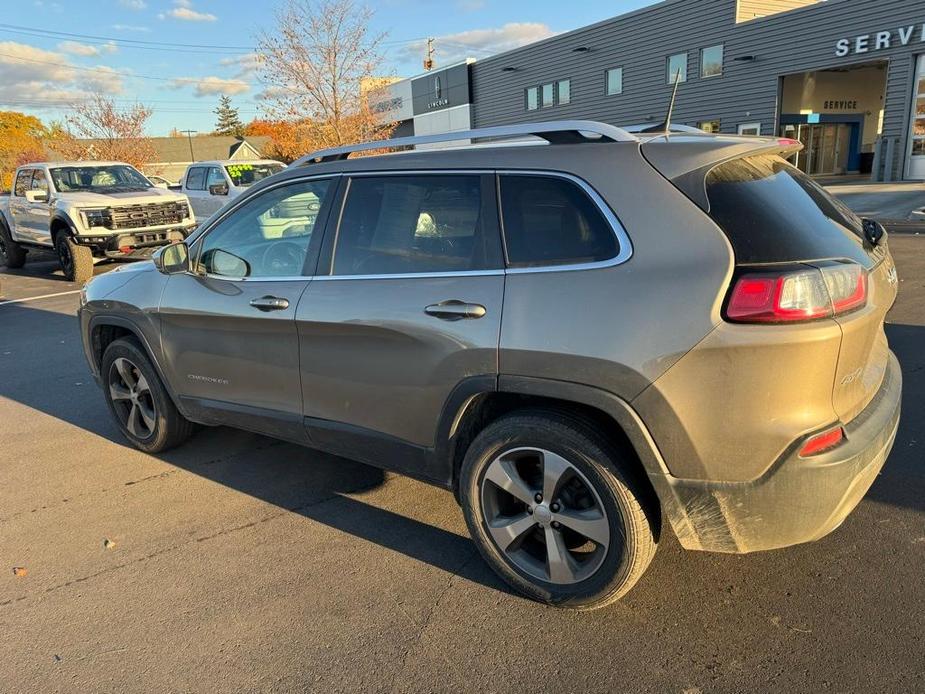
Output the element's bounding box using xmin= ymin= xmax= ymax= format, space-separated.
xmin=499 ymin=145 xmax=734 ymax=400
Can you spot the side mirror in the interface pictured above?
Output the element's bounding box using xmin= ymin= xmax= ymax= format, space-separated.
xmin=209 ymin=183 xmax=229 ymax=196
xmin=25 ymin=189 xmax=48 ymax=203
xmin=155 ymin=242 xmax=190 ymax=275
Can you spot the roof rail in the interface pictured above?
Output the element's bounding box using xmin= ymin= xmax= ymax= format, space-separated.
xmin=294 ymin=120 xmax=638 ymax=165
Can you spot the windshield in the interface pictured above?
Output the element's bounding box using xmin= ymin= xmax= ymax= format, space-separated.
xmin=225 ymin=163 xmax=284 ymax=188
xmin=50 ymin=165 xmax=153 ymax=194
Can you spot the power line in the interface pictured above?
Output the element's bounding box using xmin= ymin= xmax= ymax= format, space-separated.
xmin=0 ymin=22 xmax=255 ymax=52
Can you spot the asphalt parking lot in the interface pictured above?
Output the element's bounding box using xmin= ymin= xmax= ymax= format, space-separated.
xmin=1 ymin=240 xmax=924 ymax=693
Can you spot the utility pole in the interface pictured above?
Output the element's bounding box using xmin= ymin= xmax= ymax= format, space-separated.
xmin=180 ymin=129 xmax=198 ymax=161
xmin=423 ymin=37 xmax=435 ymax=71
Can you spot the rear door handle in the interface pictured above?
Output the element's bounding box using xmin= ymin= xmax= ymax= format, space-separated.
xmin=424 ymin=300 xmax=487 ymax=321
xmin=249 ymin=295 xmax=290 ymax=312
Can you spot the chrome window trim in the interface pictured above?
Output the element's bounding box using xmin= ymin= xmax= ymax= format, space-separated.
xmin=499 ymin=170 xmax=633 ymax=275
xmin=194 ymin=169 xmax=633 ymax=283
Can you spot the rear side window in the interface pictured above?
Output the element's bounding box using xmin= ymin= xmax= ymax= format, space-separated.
xmin=333 ymin=175 xmax=502 ymax=276
xmin=499 ymin=175 xmax=619 ymax=267
xmin=186 ymin=167 xmax=206 ymax=191
xmin=705 ymin=155 xmax=870 ymax=266
xmin=14 ymin=169 xmax=33 ymax=197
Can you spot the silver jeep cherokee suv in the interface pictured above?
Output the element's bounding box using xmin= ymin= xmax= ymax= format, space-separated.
xmin=78 ymin=121 xmax=902 ymax=609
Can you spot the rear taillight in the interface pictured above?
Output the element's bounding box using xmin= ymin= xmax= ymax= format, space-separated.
xmin=726 ymin=262 xmax=867 ymax=324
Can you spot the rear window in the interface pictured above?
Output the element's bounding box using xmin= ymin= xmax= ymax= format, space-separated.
xmin=705 ymin=154 xmax=870 ymax=266
xmin=499 ymin=175 xmax=619 ymax=267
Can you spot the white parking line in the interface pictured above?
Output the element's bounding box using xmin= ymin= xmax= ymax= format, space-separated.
xmin=0 ymin=289 xmax=81 ymax=307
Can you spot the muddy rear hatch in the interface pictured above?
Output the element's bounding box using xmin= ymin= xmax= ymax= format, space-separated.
xmin=643 ymin=137 xmax=898 ymax=424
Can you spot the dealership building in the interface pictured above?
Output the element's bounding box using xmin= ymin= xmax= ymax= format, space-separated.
xmin=372 ymin=0 xmax=925 ymax=180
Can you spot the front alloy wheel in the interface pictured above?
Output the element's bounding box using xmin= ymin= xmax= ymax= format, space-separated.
xmin=108 ymin=357 xmax=157 ymax=440
xmin=481 ymin=447 xmax=611 ymax=585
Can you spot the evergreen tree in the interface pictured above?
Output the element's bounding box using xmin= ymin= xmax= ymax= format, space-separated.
xmin=214 ymin=95 xmax=244 ymax=136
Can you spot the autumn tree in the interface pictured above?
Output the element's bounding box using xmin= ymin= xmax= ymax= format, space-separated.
xmin=0 ymin=111 xmax=48 ymax=190
xmin=256 ymin=0 xmax=395 ymax=159
xmin=214 ymin=95 xmax=244 ymax=136
xmin=51 ymin=94 xmax=158 ymax=172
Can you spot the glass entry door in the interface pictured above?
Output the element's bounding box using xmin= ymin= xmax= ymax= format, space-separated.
xmin=907 ymin=55 xmax=925 ymax=179
xmin=788 ymin=123 xmax=850 ymax=176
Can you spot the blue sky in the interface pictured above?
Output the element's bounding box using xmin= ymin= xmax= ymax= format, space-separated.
xmin=0 ymin=0 xmax=656 ymax=135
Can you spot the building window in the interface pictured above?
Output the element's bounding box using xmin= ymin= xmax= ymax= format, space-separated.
xmin=524 ymin=80 xmax=570 ymax=111
xmin=701 ymin=45 xmax=723 ymax=78
xmin=738 ymin=122 xmax=761 ymax=136
xmin=557 ymin=79 xmax=570 ymax=105
xmin=699 ymin=120 xmax=721 ymax=133
xmin=605 ymin=67 xmax=623 ymax=95
xmin=541 ymin=83 xmax=554 ymax=108
xmin=667 ymin=52 xmax=688 ymax=84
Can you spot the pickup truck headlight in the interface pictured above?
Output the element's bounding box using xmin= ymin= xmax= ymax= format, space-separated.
xmin=79 ymin=208 xmax=112 ymax=229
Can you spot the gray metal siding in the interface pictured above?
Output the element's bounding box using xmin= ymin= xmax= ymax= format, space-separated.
xmin=471 ymin=0 xmax=925 ymax=178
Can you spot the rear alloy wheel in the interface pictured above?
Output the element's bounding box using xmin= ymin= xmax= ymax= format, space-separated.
xmin=460 ymin=412 xmax=658 ymax=610
xmin=55 ymin=233 xmax=94 ymax=284
xmin=101 ymin=337 xmax=196 ymax=453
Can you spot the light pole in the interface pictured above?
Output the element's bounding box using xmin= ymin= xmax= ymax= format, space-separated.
xmin=180 ymin=129 xmax=198 ymax=161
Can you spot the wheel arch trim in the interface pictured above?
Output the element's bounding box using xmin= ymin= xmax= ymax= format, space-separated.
xmin=87 ymin=314 xmax=184 ymax=413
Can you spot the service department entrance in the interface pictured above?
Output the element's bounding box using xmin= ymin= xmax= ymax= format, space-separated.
xmin=778 ymin=62 xmax=887 ymax=177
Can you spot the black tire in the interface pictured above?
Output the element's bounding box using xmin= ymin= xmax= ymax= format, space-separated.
xmin=459 ymin=411 xmax=658 ymax=610
xmin=101 ymin=337 xmax=196 ymax=453
xmin=55 ymin=232 xmax=94 ymax=284
xmin=0 ymin=221 xmax=27 ymax=269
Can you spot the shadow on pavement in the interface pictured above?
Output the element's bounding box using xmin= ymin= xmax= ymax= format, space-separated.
xmin=0 ymin=300 xmax=504 ymax=594
xmin=0 ymin=301 xmax=921 ymax=594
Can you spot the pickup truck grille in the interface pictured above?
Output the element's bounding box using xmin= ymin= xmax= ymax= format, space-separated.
xmin=100 ymin=201 xmax=189 ymax=230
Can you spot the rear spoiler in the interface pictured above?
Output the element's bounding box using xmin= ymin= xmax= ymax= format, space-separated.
xmin=641 ymin=135 xmax=803 ymax=212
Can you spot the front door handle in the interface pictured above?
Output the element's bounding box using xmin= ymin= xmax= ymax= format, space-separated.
xmin=249 ymin=295 xmax=290 ymax=312
xmin=424 ymin=300 xmax=487 ymax=321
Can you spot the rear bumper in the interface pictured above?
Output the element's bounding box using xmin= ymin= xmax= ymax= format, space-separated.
xmin=654 ymin=350 xmax=902 ymax=553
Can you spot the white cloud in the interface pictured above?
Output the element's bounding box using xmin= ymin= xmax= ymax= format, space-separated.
xmin=58 ymin=40 xmax=118 ymax=57
xmin=112 ymin=23 xmax=150 ymax=32
xmin=0 ymin=41 xmax=126 ymax=109
xmin=161 ymin=0 xmax=216 ymax=21
xmin=118 ymin=0 xmax=147 ymax=8
xmin=396 ymin=22 xmax=555 ymax=65
xmin=219 ymin=52 xmax=262 ymax=80
xmin=167 ymin=75 xmax=249 ymax=97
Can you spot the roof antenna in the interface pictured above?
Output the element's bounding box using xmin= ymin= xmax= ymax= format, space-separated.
xmin=642 ymin=69 xmax=682 ymax=134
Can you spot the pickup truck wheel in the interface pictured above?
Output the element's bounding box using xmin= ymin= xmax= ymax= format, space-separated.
xmin=55 ymin=233 xmax=93 ymax=284
xmin=459 ymin=412 xmax=658 ymax=610
xmin=0 ymin=222 xmax=27 ymax=269
xmin=101 ymin=337 xmax=196 ymax=453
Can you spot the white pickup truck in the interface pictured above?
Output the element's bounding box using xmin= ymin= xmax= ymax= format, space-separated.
xmin=180 ymin=159 xmax=285 ymax=220
xmin=0 ymin=161 xmax=196 ymax=284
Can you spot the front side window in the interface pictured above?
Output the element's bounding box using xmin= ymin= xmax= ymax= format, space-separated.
xmin=196 ymin=178 xmax=332 ymax=278
xmin=333 ymin=175 xmax=500 ymax=276
xmin=31 ymin=169 xmax=48 ymax=192
xmin=206 ymin=167 xmax=226 ymax=190
xmin=667 ymin=52 xmax=688 ymax=84
xmin=701 ymin=44 xmax=723 ymax=78
xmin=49 ymin=165 xmax=152 ymax=193
xmin=186 ymin=167 xmax=206 ymax=191
xmin=14 ymin=169 xmax=33 ymax=197
xmin=499 ymin=175 xmax=619 ymax=268
xmin=606 ymin=67 xmax=623 ymax=95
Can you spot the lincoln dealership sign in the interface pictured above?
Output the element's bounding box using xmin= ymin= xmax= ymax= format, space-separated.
xmin=836 ymin=24 xmax=925 ymax=57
